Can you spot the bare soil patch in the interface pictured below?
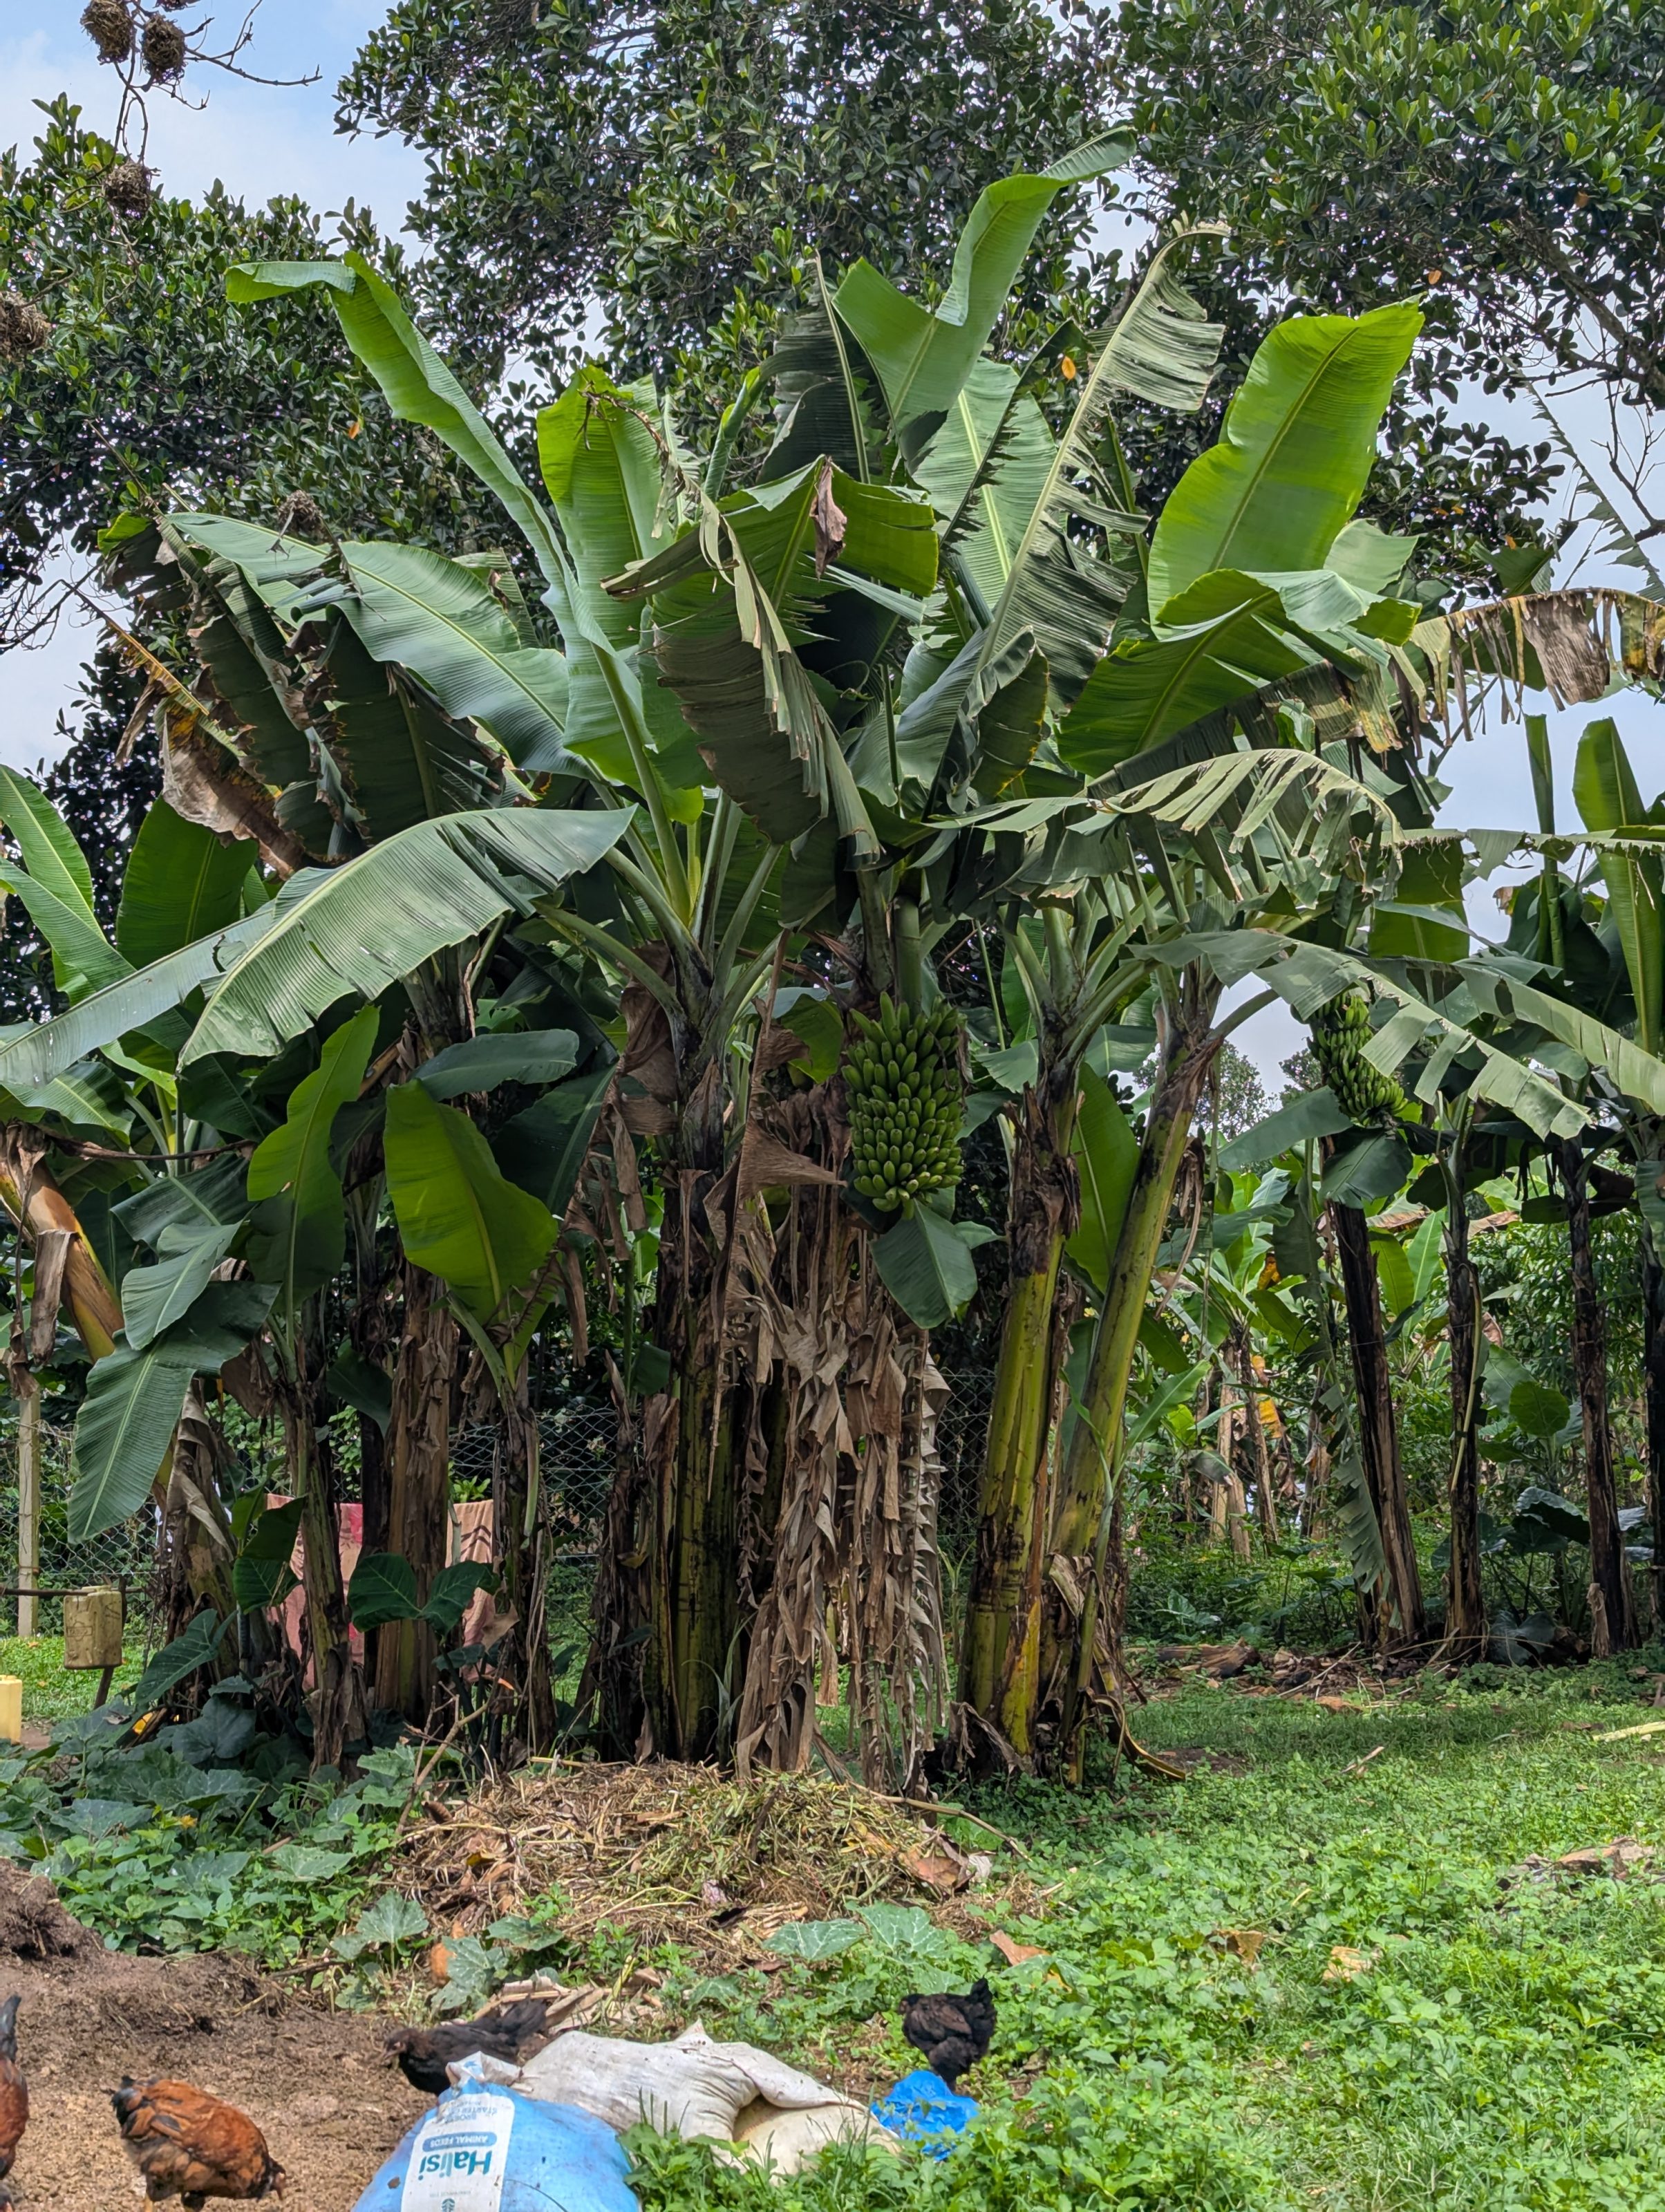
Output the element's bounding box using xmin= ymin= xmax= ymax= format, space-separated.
xmin=0 ymin=1868 xmax=422 ymax=2211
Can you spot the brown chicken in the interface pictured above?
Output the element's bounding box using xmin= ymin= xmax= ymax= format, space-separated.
xmin=111 ymin=2078 xmax=284 ymax=2205
xmin=385 ymin=1996 xmax=555 ymax=2097
xmin=0 ymin=1996 xmax=28 ymax=2208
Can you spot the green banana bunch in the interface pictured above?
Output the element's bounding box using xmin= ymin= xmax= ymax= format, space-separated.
xmin=843 ymin=993 xmax=963 ymax=1212
xmin=1310 ymin=990 xmax=1410 ymax=1125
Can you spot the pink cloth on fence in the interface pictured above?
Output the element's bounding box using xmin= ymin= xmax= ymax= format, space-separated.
xmin=274 ymin=1497 xmax=507 ymax=1687
xmin=276 ymin=1498 xmax=365 ymax=1682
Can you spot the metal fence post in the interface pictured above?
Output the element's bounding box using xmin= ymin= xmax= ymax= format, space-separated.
xmin=16 ymin=1382 xmax=38 ymax=1641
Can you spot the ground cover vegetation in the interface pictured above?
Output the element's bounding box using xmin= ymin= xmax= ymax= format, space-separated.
xmin=2 ymin=3 xmax=1665 ymax=2206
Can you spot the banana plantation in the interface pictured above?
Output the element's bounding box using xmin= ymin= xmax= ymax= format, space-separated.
xmin=1 ymin=135 xmax=1664 ymax=1804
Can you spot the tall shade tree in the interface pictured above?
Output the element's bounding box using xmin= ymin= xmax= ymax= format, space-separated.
xmin=1104 ymin=0 xmax=1665 ymax=572
xmin=0 ymin=102 xmax=491 ymax=646
xmin=1116 ymin=0 xmax=1665 ymax=410
xmin=337 ymin=0 xmax=1112 ymax=396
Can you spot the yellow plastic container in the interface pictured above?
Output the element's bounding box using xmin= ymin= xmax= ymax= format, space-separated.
xmin=0 ymin=1677 xmax=21 ymax=1744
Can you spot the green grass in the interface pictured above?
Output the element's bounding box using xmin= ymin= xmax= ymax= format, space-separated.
xmin=625 ymin=1667 xmax=1665 ymax=2212
xmin=0 ymin=1634 xmax=144 ymax=1723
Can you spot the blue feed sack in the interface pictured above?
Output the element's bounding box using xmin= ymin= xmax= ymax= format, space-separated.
xmin=355 ymin=2081 xmax=639 ymax=2211
xmin=870 ymin=2069 xmax=977 ymax=2157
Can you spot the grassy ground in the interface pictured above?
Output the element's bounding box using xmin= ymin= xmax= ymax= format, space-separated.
xmin=15 ymin=1599 xmax=1665 ymax=2208
xmin=627 ymin=1665 xmax=1665 ymax=2211
xmin=0 ymin=1634 xmax=138 ymax=1723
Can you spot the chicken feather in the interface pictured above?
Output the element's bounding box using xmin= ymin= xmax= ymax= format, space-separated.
xmin=900 ymin=1979 xmax=996 ymax=2089
xmin=111 ymin=2077 xmax=284 ymax=2206
xmin=0 ymin=1996 xmax=28 ymax=2209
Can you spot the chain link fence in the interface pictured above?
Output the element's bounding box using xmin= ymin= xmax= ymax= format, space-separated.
xmin=0 ymin=1417 xmax=160 ymax=1639
xmin=0 ymin=1372 xmax=997 ymax=1645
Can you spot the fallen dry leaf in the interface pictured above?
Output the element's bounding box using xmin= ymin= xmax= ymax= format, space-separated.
xmin=902 ymin=1849 xmax=967 ymax=1895
xmin=1556 ymin=1838 xmax=1656 ymax=1877
xmin=1322 ymin=1945 xmax=1374 ymax=1983
xmin=1215 ymin=1927 xmax=1268 ymax=1964
xmin=427 ymin=1940 xmax=450 ymax=1984
xmin=990 ymin=1931 xmax=1046 ymax=1966
xmin=1315 ymin=1695 xmax=1355 ymax=1714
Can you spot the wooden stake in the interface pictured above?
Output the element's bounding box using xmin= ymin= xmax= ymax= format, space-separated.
xmin=16 ymin=1382 xmax=38 ymax=1642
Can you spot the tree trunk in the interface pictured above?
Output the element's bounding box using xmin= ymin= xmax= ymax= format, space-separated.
xmin=1556 ymin=1137 xmax=1637 ymax=1653
xmin=588 ymin=1192 xmax=744 ymax=1761
xmin=1051 ymin=1014 xmax=1218 ymax=1556
xmin=1232 ymin=1327 xmax=1281 ymax=1547
xmin=1442 ymin=1195 xmax=1489 ymax=1660
xmin=1213 ymin=1371 xmax=1252 ymax=1557
xmin=349 ymin=1201 xmax=391 ymax=1558
xmin=1643 ymin=1218 xmax=1665 ymax=1635
xmin=375 ymin=1262 xmax=458 ymax=1723
xmin=959 ymin=1076 xmax=1079 ymax=1761
xmin=491 ymin=1378 xmax=556 ymax=1756
xmin=658 ymin=1306 xmax=742 ymax=1757
xmin=1220 ymin=1378 xmax=1252 ymax=1562
xmin=1328 ymin=1198 xmax=1426 ymax=1645
xmin=1037 ymin=1000 xmax=1220 ymax=1766
xmin=280 ymin=1371 xmax=368 ymax=1771
xmin=1303 ymin=1413 xmax=1330 ymax=1539
xmin=592 ymin=1002 xmax=739 ymax=1758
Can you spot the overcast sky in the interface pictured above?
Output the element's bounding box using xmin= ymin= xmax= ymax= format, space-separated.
xmin=0 ymin=1 xmax=423 ymax=214
xmin=3 ymin=0 xmax=1662 ymax=1080
xmin=1 ymin=0 xmax=426 ymax=785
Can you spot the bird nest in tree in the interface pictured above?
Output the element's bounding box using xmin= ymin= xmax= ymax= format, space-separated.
xmin=399 ymin=1761 xmax=999 ymax=1961
xmin=103 ymin=160 xmax=155 ymax=216
xmin=81 ymin=0 xmax=133 ymax=63
xmin=0 ymin=296 xmax=51 ymax=364
xmin=140 ymin=17 xmax=188 ymax=82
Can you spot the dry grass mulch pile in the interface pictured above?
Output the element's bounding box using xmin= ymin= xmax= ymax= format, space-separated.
xmin=399 ymin=1759 xmax=1012 ymax=1967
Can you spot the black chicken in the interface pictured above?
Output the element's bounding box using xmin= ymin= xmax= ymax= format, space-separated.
xmin=384 ymin=1998 xmax=555 ymax=2097
xmin=901 ymin=1979 xmax=996 ymax=2088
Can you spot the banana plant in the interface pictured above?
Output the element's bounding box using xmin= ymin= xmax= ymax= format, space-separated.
xmin=203 ymin=153 xmax=1665 ymax=1765
xmin=1221 ymin=1085 xmax=1428 ymax=1647
xmin=930 ymin=288 xmax=1427 ymax=1767
xmin=0 ymin=733 xmax=629 ymax=1756
xmin=1567 ymin=712 xmax=1665 ymax=1634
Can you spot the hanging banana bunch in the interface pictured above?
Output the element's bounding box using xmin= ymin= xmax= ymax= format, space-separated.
xmin=845 ymin=994 xmax=963 ymax=1212
xmin=1310 ymin=989 xmax=1410 ymax=1125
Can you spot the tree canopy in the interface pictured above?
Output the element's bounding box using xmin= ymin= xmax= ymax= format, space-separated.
xmin=337 ymin=0 xmax=1111 ymax=392
xmin=1112 ymin=0 xmax=1665 ymax=572
xmin=0 ymin=100 xmax=491 ymax=645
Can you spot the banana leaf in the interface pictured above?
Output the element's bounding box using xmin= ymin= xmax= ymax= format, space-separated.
xmin=1573 ymin=715 xmax=1664 ymax=1053
xmin=834 ymin=133 xmax=1133 ymax=463
xmin=1147 ymin=303 xmax=1422 ymax=613
xmin=331 ymin=541 xmax=572 ymax=774
xmin=115 ymin=801 xmax=258 ymax=968
xmin=608 ymin=460 xmax=935 ymax=850
xmin=536 ymin=366 xmax=699 ymax=789
xmin=384 ymin=1081 xmax=558 ymax=1322
xmin=180 ymin=807 xmax=632 ymax=1065
xmin=225 ymin=256 xmax=568 ymax=593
